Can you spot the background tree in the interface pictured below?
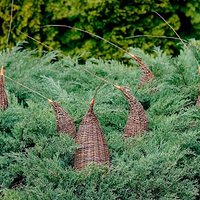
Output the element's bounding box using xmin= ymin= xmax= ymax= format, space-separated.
xmin=0 ymin=0 xmax=200 ymax=59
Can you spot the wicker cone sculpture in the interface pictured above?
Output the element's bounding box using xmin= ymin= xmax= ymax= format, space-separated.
xmin=115 ymin=85 xmax=148 ymax=137
xmin=74 ymin=98 xmax=110 ymax=170
xmin=131 ymin=55 xmax=154 ymax=88
xmin=196 ymin=66 xmax=200 ymax=107
xmin=0 ymin=66 xmax=8 ymax=110
xmin=196 ymin=95 xmax=200 ymax=107
xmin=48 ymin=99 xmax=76 ymax=137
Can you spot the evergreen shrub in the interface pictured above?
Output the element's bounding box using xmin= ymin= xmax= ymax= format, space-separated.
xmin=0 ymin=42 xmax=200 ymax=199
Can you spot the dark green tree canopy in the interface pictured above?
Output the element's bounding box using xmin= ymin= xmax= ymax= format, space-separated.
xmin=0 ymin=0 xmax=200 ymax=59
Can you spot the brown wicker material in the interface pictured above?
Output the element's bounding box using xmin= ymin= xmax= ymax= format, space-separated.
xmin=196 ymin=94 xmax=200 ymax=107
xmin=115 ymin=85 xmax=148 ymax=137
xmin=196 ymin=66 xmax=200 ymax=107
xmin=131 ymin=55 xmax=154 ymax=88
xmin=0 ymin=66 xmax=8 ymax=110
xmin=48 ymin=99 xmax=76 ymax=137
xmin=74 ymin=98 xmax=110 ymax=170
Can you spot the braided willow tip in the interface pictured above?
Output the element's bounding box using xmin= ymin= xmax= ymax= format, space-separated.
xmin=0 ymin=66 xmax=8 ymax=110
xmin=117 ymin=86 xmax=148 ymax=137
xmin=130 ymin=54 xmax=154 ymax=88
xmin=1 ymin=66 xmax=4 ymax=76
xmin=74 ymin=98 xmax=110 ymax=170
xmin=48 ymin=99 xmax=53 ymax=103
xmin=49 ymin=100 xmax=76 ymax=137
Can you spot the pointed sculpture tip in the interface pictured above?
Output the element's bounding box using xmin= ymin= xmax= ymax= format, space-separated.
xmin=130 ymin=53 xmax=137 ymax=59
xmin=90 ymin=98 xmax=95 ymax=107
xmin=88 ymin=98 xmax=95 ymax=112
xmin=114 ymin=85 xmax=121 ymax=90
xmin=48 ymin=99 xmax=53 ymax=104
xmin=1 ymin=66 xmax=4 ymax=76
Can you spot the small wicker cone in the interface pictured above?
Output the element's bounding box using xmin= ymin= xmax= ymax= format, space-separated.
xmin=48 ymin=99 xmax=76 ymax=137
xmin=196 ymin=66 xmax=200 ymax=107
xmin=115 ymin=85 xmax=148 ymax=137
xmin=130 ymin=54 xmax=154 ymax=88
xmin=196 ymin=94 xmax=200 ymax=107
xmin=74 ymin=99 xmax=110 ymax=170
xmin=0 ymin=66 xmax=8 ymax=110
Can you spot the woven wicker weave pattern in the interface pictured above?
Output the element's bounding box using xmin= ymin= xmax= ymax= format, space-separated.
xmin=196 ymin=90 xmax=200 ymax=107
xmin=118 ymin=86 xmax=148 ymax=137
xmin=49 ymin=100 xmax=76 ymax=137
xmin=139 ymin=69 xmax=154 ymax=88
xmin=74 ymin=99 xmax=110 ymax=170
xmin=0 ymin=67 xmax=8 ymax=110
xmin=133 ymin=55 xmax=154 ymax=88
xmin=196 ymin=67 xmax=200 ymax=107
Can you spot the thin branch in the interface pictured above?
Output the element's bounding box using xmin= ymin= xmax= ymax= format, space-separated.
xmin=5 ymin=75 xmax=50 ymax=100
xmin=126 ymin=34 xmax=187 ymax=42
xmin=7 ymin=0 xmax=14 ymax=47
xmin=17 ymin=29 xmax=116 ymax=86
xmin=153 ymin=11 xmax=185 ymax=45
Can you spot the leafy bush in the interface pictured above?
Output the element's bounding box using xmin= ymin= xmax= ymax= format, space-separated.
xmin=0 ymin=0 xmax=200 ymax=59
xmin=0 ymin=42 xmax=200 ymax=199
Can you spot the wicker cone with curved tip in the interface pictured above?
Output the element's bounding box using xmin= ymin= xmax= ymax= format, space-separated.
xmin=196 ymin=94 xmax=200 ymax=107
xmin=0 ymin=66 xmax=8 ymax=110
xmin=48 ymin=99 xmax=76 ymax=137
xmin=196 ymin=66 xmax=200 ymax=107
xmin=74 ymin=99 xmax=110 ymax=170
xmin=131 ymin=55 xmax=154 ymax=88
xmin=115 ymin=85 xmax=148 ymax=137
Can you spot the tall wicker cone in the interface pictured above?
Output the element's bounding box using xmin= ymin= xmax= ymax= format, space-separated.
xmin=196 ymin=94 xmax=200 ymax=107
xmin=196 ymin=66 xmax=200 ymax=107
xmin=74 ymin=98 xmax=110 ymax=170
xmin=48 ymin=100 xmax=76 ymax=137
xmin=131 ymin=55 xmax=154 ymax=88
xmin=115 ymin=85 xmax=148 ymax=137
xmin=0 ymin=66 xmax=8 ymax=110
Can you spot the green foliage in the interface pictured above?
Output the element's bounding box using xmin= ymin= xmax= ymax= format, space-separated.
xmin=0 ymin=42 xmax=200 ymax=199
xmin=0 ymin=1 xmax=200 ymax=59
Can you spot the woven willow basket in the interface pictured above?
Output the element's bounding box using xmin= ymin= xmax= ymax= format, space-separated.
xmin=196 ymin=67 xmax=200 ymax=107
xmin=132 ymin=55 xmax=154 ymax=88
xmin=48 ymin=100 xmax=76 ymax=137
xmin=0 ymin=67 xmax=8 ymax=110
xmin=196 ymin=95 xmax=200 ymax=107
xmin=74 ymin=99 xmax=110 ymax=170
xmin=116 ymin=85 xmax=148 ymax=137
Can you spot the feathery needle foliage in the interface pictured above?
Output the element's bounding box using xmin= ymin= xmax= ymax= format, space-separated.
xmin=0 ymin=41 xmax=200 ymax=199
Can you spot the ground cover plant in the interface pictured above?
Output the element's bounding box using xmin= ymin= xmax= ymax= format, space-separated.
xmin=0 ymin=40 xmax=200 ymax=199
